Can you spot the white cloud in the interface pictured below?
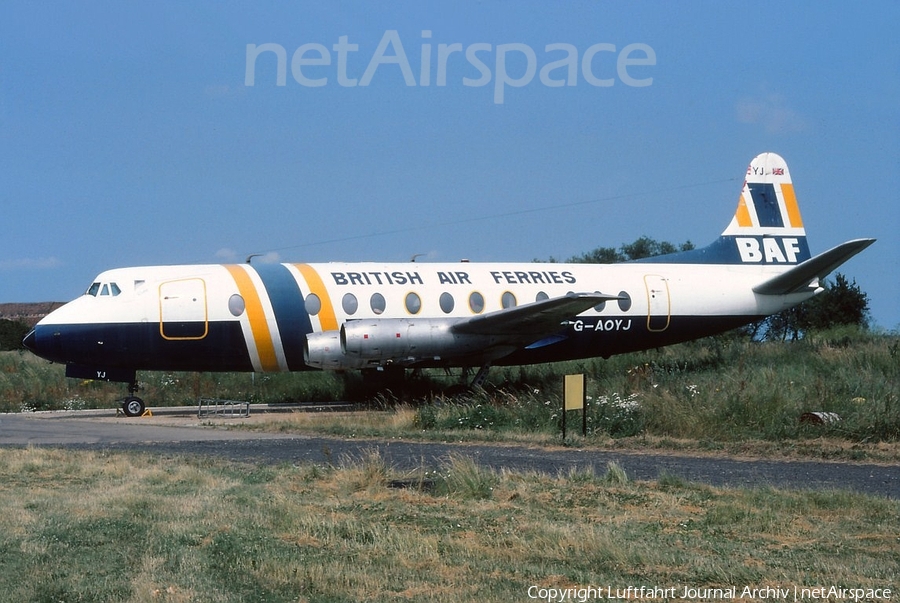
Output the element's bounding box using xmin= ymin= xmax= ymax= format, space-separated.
xmin=255 ymin=252 xmax=281 ymax=264
xmin=736 ymin=91 xmax=807 ymax=134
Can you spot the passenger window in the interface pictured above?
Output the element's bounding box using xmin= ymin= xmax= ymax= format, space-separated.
xmin=535 ymin=291 xmax=549 ymax=302
xmin=617 ymin=291 xmax=632 ymax=312
xmin=405 ymin=292 xmax=422 ymax=315
xmin=228 ymin=294 xmax=246 ymax=317
xmin=439 ymin=292 xmax=455 ymax=314
xmin=501 ymin=291 xmax=516 ymax=309
xmin=468 ymin=292 xmax=485 ymax=314
xmin=370 ymin=293 xmax=386 ymax=315
xmin=342 ymin=293 xmax=358 ymax=316
xmin=305 ymin=293 xmax=321 ymax=315
xmin=593 ymin=291 xmax=606 ymax=312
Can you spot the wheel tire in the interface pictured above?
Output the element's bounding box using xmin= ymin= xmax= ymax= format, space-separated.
xmin=122 ymin=396 xmax=145 ymax=417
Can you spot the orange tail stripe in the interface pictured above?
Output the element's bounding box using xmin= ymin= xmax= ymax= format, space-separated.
xmin=780 ymin=183 xmax=803 ymax=228
xmin=734 ymin=190 xmax=754 ymax=227
xmin=223 ymin=264 xmax=280 ymax=372
xmin=294 ymin=264 xmax=338 ymax=331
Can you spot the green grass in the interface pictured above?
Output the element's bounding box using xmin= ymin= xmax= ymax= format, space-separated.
xmin=0 ymin=351 xmax=352 ymax=413
xmin=217 ymin=329 xmax=900 ymax=460
xmin=0 ymin=447 xmax=895 ymax=602
xmin=4 ymin=328 xmax=899 ymax=449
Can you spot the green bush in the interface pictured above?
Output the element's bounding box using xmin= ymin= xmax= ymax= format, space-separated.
xmin=0 ymin=319 xmax=29 ymax=351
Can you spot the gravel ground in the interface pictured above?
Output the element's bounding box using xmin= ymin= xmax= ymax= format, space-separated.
xmin=70 ymin=437 xmax=900 ymax=498
xmin=1 ymin=411 xmax=897 ymax=498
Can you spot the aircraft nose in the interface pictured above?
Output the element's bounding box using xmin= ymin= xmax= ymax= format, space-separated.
xmin=22 ymin=328 xmax=37 ymax=353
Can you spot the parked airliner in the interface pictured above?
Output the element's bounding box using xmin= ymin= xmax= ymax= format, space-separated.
xmin=24 ymin=153 xmax=874 ymax=416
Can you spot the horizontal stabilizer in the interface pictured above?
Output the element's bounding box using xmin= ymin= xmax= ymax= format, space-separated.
xmin=452 ymin=292 xmax=618 ymax=337
xmin=752 ymin=238 xmax=875 ymax=295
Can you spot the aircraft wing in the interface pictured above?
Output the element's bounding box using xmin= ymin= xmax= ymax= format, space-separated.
xmin=451 ymin=292 xmax=619 ymax=338
xmin=753 ymin=238 xmax=876 ymax=295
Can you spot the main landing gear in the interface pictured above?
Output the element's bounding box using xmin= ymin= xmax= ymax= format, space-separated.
xmin=460 ymin=363 xmax=491 ymax=389
xmin=120 ymin=381 xmax=146 ymax=417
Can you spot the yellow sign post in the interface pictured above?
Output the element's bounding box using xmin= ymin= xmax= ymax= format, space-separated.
xmin=562 ymin=374 xmax=586 ymax=439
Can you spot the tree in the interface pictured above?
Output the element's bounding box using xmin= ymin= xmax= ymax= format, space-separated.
xmin=801 ymin=273 xmax=870 ymax=331
xmin=565 ymin=246 xmax=624 ymax=264
xmin=0 ymin=319 xmax=30 ymax=351
xmin=759 ymin=273 xmax=870 ymax=340
xmin=562 ymin=237 xmax=694 ymax=264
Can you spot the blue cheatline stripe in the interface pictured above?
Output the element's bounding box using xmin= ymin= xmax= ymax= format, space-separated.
xmin=36 ymin=321 xmax=257 ymax=372
xmin=252 ymin=263 xmax=313 ymax=371
xmin=748 ymin=182 xmax=784 ymax=228
xmin=637 ymin=235 xmax=810 ymax=265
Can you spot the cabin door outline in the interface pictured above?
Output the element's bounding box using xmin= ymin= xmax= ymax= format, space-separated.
xmin=159 ymin=278 xmax=209 ymax=340
xmin=644 ymin=274 xmax=671 ymax=332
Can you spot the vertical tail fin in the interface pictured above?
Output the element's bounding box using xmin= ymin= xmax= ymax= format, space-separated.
xmin=722 ymin=152 xmax=811 ymax=264
xmin=723 ymin=152 xmax=806 ymax=239
xmin=641 ymin=153 xmax=811 ymax=265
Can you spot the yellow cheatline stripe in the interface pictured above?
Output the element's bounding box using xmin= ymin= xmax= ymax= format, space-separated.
xmin=223 ymin=264 xmax=280 ymax=372
xmin=780 ymin=183 xmax=803 ymax=228
xmin=734 ymin=192 xmax=754 ymax=227
xmin=293 ymin=264 xmax=338 ymax=331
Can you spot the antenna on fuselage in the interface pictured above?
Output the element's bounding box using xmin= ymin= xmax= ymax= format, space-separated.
xmin=410 ymin=253 xmax=426 ymax=262
xmin=246 ymin=254 xmax=263 ymax=264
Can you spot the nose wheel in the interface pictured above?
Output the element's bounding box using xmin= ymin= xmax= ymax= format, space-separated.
xmin=122 ymin=396 xmax=146 ymax=417
xmin=120 ymin=380 xmax=146 ymax=417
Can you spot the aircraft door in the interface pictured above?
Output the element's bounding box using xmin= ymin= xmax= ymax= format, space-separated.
xmin=159 ymin=278 xmax=208 ymax=340
xmin=644 ymin=274 xmax=670 ymax=332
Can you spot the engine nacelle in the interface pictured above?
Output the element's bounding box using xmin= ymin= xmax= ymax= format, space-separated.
xmin=304 ymin=330 xmax=369 ymax=370
xmin=340 ymin=318 xmax=492 ymax=366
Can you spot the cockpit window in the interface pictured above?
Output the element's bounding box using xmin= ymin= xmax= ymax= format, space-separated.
xmin=87 ymin=281 xmax=122 ymax=297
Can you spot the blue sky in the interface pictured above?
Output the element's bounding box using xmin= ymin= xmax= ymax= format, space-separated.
xmin=2 ymin=2 xmax=898 ymax=329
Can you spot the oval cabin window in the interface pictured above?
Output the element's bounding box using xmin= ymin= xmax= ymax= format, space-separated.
xmin=305 ymin=293 xmax=321 ymax=315
xmin=228 ymin=294 xmax=246 ymax=317
xmin=405 ymin=292 xmax=422 ymax=315
xmin=501 ymin=291 xmax=517 ymax=309
xmin=468 ymin=292 xmax=485 ymax=314
xmin=370 ymin=293 xmax=386 ymax=315
xmin=342 ymin=293 xmax=358 ymax=315
xmin=439 ymin=292 xmax=455 ymax=314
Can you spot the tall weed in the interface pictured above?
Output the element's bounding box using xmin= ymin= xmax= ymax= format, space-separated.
xmin=410 ymin=329 xmax=899 ymax=443
xmin=434 ymin=454 xmax=498 ymax=499
xmin=4 ymin=328 xmax=898 ymax=443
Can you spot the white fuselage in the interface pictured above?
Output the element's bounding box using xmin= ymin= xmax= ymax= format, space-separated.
xmin=27 ymin=259 xmax=812 ymax=376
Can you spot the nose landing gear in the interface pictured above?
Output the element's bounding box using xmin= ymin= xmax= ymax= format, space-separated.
xmin=121 ymin=396 xmax=146 ymax=417
xmin=120 ymin=381 xmax=146 ymax=417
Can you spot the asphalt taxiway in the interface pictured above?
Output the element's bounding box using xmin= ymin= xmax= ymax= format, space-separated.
xmin=1 ymin=409 xmax=897 ymax=498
